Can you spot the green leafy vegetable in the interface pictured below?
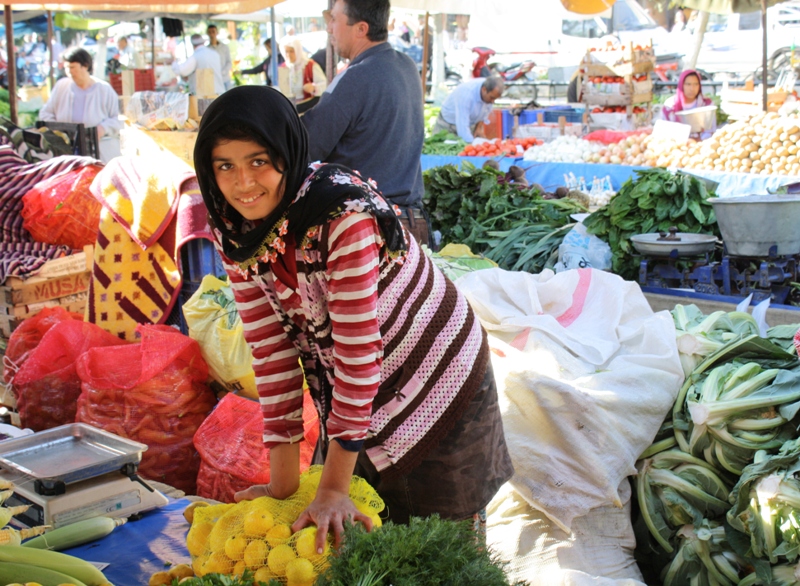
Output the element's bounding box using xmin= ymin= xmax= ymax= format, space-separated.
xmin=422 ymin=131 xmax=467 ymax=156
xmin=317 ymin=516 xmax=515 ymax=586
xmin=583 ymin=168 xmax=720 ymax=280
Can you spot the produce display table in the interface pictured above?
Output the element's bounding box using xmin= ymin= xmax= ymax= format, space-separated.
xmin=420 ymin=154 xmax=523 ymax=173
xmin=120 ymin=124 xmax=197 ymax=169
xmin=63 ymin=499 xmax=192 ymax=586
xmin=520 ymin=162 xmax=800 ymax=198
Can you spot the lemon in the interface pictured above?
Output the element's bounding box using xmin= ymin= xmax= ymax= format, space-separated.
xmin=266 ymin=523 xmax=292 ymax=547
xmin=232 ymin=559 xmax=247 ymax=575
xmin=186 ymin=522 xmax=213 ymax=556
xmin=369 ymin=513 xmax=383 ymax=529
xmin=243 ymin=508 xmax=274 ymax=536
xmin=191 ymin=554 xmax=208 ymax=576
xmin=294 ymin=527 xmax=330 ymax=559
xmin=224 ymin=534 xmax=249 ymax=560
xmin=202 ymin=551 xmax=234 ymax=574
xmin=267 ymin=543 xmax=297 ymax=576
xmin=183 ymin=500 xmax=210 ymax=524
xmin=209 ymin=512 xmax=243 ymax=552
xmin=243 ymin=538 xmax=269 ymax=568
xmin=285 ymin=557 xmax=316 ymax=586
xmin=253 ymin=567 xmax=278 ymax=583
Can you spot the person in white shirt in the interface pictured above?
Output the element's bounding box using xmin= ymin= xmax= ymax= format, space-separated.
xmin=434 ymin=77 xmax=504 ymax=143
xmin=116 ymin=36 xmax=134 ymax=68
xmin=206 ymin=24 xmax=233 ymax=90
xmin=172 ymin=34 xmax=225 ymax=96
xmin=39 ymin=47 xmax=121 ymax=162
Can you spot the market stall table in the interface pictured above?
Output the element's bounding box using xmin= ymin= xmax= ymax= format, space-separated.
xmin=63 ymin=499 xmax=192 ymax=585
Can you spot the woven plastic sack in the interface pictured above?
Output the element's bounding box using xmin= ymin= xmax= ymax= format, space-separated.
xmin=21 ymin=165 xmax=103 ymax=249
xmin=187 ymin=465 xmax=385 ymax=582
xmin=76 ymin=324 xmax=216 ymax=494
xmin=11 ymin=320 xmax=128 ymax=431
xmin=194 ymin=391 xmax=320 ymax=503
xmin=183 ymin=275 xmax=257 ymax=399
xmin=2 ymin=306 xmax=82 ymax=385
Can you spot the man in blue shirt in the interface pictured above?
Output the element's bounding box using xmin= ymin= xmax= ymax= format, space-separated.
xmin=435 ymin=77 xmax=504 ymax=142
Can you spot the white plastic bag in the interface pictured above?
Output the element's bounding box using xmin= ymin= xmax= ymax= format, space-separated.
xmin=555 ymin=222 xmax=612 ymax=273
xmin=456 ymin=268 xmax=683 ymax=530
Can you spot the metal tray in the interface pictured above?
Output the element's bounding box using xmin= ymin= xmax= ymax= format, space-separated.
xmin=0 ymin=423 xmax=147 ymax=485
xmin=631 ymin=232 xmax=718 ymax=257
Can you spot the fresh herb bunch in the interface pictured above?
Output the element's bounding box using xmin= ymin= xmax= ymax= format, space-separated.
xmin=422 ymin=131 xmax=467 ymax=156
xmin=317 ymin=515 xmax=515 ymax=586
xmin=582 ymin=168 xmax=720 ymax=280
xmin=423 ymin=162 xmax=584 ymax=273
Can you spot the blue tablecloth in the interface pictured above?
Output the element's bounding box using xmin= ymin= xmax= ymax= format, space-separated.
xmin=64 ymin=499 xmax=192 ymax=585
xmin=420 ymin=155 xmax=800 ymax=198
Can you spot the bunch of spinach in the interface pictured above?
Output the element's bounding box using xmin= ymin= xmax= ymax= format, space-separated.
xmin=423 ymin=162 xmax=585 ymax=274
xmin=582 ymin=168 xmax=720 ymax=280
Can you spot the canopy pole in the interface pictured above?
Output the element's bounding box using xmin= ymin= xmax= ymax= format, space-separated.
xmin=46 ymin=10 xmax=54 ymax=90
xmin=762 ymin=0 xmax=768 ymax=112
xmin=151 ymin=18 xmax=156 ymax=72
xmin=270 ymin=7 xmax=278 ymax=89
xmin=421 ymin=11 xmax=430 ymax=101
xmin=4 ymin=5 xmax=16 ymax=125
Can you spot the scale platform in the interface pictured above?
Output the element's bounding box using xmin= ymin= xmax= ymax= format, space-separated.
xmin=0 ymin=423 xmax=168 ymax=529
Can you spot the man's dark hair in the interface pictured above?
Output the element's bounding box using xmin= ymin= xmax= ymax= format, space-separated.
xmin=482 ymin=76 xmax=505 ymax=94
xmin=341 ymin=0 xmax=389 ymax=42
xmin=207 ymin=24 xmax=218 ymax=31
xmin=63 ymin=47 xmax=93 ymax=74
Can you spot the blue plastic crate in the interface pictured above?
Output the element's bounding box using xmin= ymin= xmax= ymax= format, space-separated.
xmin=501 ymin=109 xmax=544 ymax=137
xmin=181 ymin=238 xmax=226 ymax=282
xmin=542 ymin=108 xmax=584 ymax=124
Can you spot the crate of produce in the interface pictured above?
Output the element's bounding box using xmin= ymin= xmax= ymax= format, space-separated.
xmin=119 ymin=121 xmax=198 ymax=168
xmin=109 ymin=69 xmax=156 ymax=96
xmin=0 ymin=246 xmax=92 ymax=337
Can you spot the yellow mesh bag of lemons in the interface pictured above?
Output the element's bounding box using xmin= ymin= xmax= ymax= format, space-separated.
xmin=186 ymin=465 xmax=384 ymax=585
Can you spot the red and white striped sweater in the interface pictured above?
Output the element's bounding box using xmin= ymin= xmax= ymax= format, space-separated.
xmin=218 ymin=212 xmax=488 ymax=477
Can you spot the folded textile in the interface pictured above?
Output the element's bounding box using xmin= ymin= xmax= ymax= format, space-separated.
xmin=87 ymin=155 xmax=211 ymax=340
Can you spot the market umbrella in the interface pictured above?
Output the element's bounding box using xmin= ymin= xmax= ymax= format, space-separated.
xmin=678 ymin=0 xmax=790 ymax=111
xmin=560 ymin=0 xmax=615 ymax=15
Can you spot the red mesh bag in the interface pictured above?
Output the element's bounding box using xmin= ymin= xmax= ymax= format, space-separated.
xmin=2 ymin=306 xmax=82 ymax=385
xmin=76 ymin=324 xmax=216 ymax=494
xmin=21 ymin=165 xmax=103 ymax=250
xmin=194 ymin=391 xmax=319 ymax=503
xmin=12 ymin=320 xmax=128 ymax=431
xmin=582 ymin=129 xmax=650 ymax=145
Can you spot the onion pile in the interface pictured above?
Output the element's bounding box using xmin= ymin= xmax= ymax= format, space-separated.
xmin=522 ymin=135 xmax=603 ymax=163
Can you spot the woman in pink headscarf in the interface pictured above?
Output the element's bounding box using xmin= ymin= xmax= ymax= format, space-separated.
xmin=662 ymin=69 xmax=717 ymax=135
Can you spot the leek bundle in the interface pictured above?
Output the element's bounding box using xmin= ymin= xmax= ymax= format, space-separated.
xmin=661 ymin=520 xmax=746 ymax=586
xmin=637 ymin=450 xmax=732 ymax=553
xmin=728 ymin=440 xmax=800 ymax=564
xmin=673 ymin=305 xmax=760 ymax=377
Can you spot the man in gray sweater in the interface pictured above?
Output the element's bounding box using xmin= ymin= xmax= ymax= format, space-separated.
xmin=302 ymin=0 xmax=430 ymax=246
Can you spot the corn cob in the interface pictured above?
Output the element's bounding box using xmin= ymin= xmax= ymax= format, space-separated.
xmin=0 ymin=545 xmax=111 ymax=585
xmin=0 ymin=505 xmax=30 ymax=529
xmin=0 ymin=525 xmax=48 ymax=546
xmin=22 ymin=516 xmax=127 ymax=551
xmin=0 ymin=560 xmax=89 ymax=586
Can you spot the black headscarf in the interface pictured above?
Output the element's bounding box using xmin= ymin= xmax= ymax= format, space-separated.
xmin=194 ymin=85 xmax=406 ymax=273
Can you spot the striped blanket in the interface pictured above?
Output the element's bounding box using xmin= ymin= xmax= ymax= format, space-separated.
xmin=0 ymin=146 xmax=96 ymax=284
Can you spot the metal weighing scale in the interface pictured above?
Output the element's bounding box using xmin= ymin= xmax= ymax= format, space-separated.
xmin=0 ymin=423 xmax=168 ymax=529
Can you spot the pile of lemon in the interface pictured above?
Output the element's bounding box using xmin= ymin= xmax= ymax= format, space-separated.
xmin=185 ymin=466 xmax=384 ymax=586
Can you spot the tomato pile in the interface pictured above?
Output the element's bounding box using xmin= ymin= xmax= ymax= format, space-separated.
xmin=590 ymin=106 xmax=648 ymax=114
xmin=459 ymin=137 xmax=541 ymax=157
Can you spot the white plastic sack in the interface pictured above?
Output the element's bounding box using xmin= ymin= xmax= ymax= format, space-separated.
xmin=457 ymin=268 xmax=683 ymax=531
xmin=554 ymin=222 xmax=612 ymax=273
xmin=487 ymin=482 xmax=646 ymax=586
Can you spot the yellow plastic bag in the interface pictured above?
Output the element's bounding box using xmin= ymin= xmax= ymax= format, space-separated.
xmin=182 ymin=275 xmax=257 ymax=399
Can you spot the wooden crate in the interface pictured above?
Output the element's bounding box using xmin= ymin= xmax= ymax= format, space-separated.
xmin=0 ymin=246 xmax=92 ymax=337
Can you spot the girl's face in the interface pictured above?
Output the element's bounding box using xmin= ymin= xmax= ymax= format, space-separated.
xmin=682 ymin=74 xmax=701 ymax=102
xmin=212 ymin=139 xmax=285 ymax=221
xmin=285 ymin=46 xmax=297 ymax=63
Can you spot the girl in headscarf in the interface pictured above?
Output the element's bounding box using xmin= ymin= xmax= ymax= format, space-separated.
xmin=662 ymin=69 xmax=716 ymax=135
xmin=194 ymin=86 xmax=513 ymax=552
xmin=278 ymin=36 xmax=327 ymax=114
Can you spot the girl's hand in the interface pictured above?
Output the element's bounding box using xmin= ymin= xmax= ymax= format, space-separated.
xmin=303 ymin=82 xmax=316 ymax=95
xmin=291 ymin=487 xmax=373 ymax=553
